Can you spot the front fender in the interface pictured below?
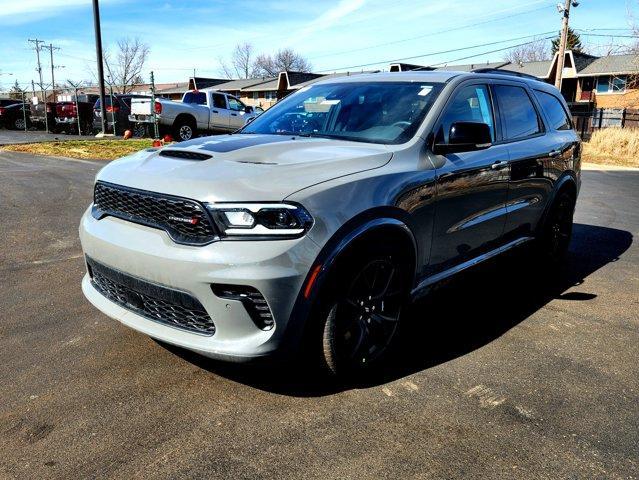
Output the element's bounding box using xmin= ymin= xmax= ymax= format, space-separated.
xmin=278 ymin=213 xmax=417 ymax=358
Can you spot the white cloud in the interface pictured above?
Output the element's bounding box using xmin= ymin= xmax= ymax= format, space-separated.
xmin=298 ymin=0 xmax=366 ymax=36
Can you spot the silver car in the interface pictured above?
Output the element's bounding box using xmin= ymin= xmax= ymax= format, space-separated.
xmin=80 ymin=71 xmax=580 ymax=375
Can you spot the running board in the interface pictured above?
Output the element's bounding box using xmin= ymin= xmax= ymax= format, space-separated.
xmin=411 ymin=236 xmax=534 ymax=300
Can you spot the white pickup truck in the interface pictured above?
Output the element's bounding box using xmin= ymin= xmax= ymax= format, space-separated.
xmin=129 ymin=90 xmax=260 ymax=141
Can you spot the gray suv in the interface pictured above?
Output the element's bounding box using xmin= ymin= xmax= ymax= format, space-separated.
xmin=79 ymin=71 xmax=580 ymax=375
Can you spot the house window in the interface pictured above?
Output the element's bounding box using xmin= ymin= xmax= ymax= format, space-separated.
xmin=253 ymin=92 xmax=258 ymax=100
xmin=264 ymin=91 xmax=277 ymax=101
xmin=596 ymin=75 xmax=626 ymax=93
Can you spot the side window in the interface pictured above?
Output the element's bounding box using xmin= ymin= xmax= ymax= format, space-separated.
xmin=212 ymin=93 xmax=227 ymax=110
xmin=533 ymin=90 xmax=572 ymax=130
xmin=228 ymin=97 xmax=244 ymax=111
xmin=438 ymin=84 xmax=495 ymax=143
xmin=493 ymin=85 xmax=541 ymax=140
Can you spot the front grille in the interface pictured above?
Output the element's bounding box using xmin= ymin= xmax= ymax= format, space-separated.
xmin=92 ymin=181 xmax=217 ymax=245
xmin=159 ymin=150 xmax=212 ymax=161
xmin=87 ymin=257 xmax=215 ymax=335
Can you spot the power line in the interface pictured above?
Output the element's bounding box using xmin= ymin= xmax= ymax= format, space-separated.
xmin=309 ymin=1 xmax=556 ymax=61
xmin=316 ymin=31 xmax=556 ymax=72
xmin=431 ymin=36 xmax=556 ymax=66
xmin=27 ymin=38 xmax=46 ymax=101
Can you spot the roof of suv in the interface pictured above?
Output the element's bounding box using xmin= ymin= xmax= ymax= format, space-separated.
xmin=313 ymin=70 xmax=553 ymax=90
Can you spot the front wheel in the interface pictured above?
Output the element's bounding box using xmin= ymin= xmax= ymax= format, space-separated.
xmin=318 ymin=249 xmax=410 ymax=376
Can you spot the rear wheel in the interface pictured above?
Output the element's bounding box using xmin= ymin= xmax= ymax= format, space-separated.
xmin=318 ymin=247 xmax=410 ymax=376
xmin=132 ymin=122 xmax=147 ymax=138
xmin=538 ymin=191 xmax=575 ymax=265
xmin=13 ymin=117 xmax=27 ymax=130
xmin=173 ymin=118 xmax=196 ymax=142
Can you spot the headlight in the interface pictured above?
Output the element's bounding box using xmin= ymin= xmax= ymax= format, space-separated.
xmin=206 ymin=203 xmax=313 ymax=238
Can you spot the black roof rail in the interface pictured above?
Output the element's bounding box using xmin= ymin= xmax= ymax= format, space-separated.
xmin=470 ymin=68 xmax=542 ymax=82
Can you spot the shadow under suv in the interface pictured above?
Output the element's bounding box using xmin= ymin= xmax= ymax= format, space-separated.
xmin=79 ymin=70 xmax=580 ymax=376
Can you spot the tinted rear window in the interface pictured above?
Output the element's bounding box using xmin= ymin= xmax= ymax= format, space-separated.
xmin=183 ymin=91 xmax=207 ymax=105
xmin=494 ymin=85 xmax=541 ymax=140
xmin=533 ymin=90 xmax=572 ymax=130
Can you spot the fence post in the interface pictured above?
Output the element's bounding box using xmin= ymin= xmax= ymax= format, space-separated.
xmin=621 ymin=108 xmax=626 ymax=128
xmin=581 ymin=114 xmax=586 ymax=138
xmin=598 ymin=108 xmax=603 ymax=129
xmin=21 ymin=91 xmax=28 ymax=133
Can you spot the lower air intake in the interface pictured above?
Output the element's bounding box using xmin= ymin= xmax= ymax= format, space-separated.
xmin=87 ymin=257 xmax=215 ymax=336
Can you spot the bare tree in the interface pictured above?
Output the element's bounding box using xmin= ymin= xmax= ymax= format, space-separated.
xmin=253 ymin=48 xmax=312 ymax=76
xmin=503 ymin=38 xmax=551 ymax=64
xmin=103 ymin=38 xmax=150 ymax=93
xmin=219 ymin=42 xmax=255 ymax=79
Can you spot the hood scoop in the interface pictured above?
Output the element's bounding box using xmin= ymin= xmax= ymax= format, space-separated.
xmin=159 ymin=150 xmax=212 ymax=161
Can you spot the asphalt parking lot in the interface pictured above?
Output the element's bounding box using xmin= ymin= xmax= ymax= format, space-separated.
xmin=0 ymin=129 xmax=97 ymax=146
xmin=0 ymin=151 xmax=637 ymax=479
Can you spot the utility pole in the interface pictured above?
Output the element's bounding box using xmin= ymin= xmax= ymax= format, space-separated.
xmin=28 ymin=39 xmax=46 ymax=102
xmin=92 ymin=0 xmax=108 ymax=136
xmin=42 ymin=44 xmax=60 ymax=100
xmin=555 ymin=0 xmax=579 ymax=90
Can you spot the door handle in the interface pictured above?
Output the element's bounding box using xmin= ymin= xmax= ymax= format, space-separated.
xmin=491 ymin=160 xmax=508 ymax=170
xmin=211 ymin=110 xmax=219 ymax=114
xmin=548 ymin=150 xmax=562 ymax=158
xmin=231 ymin=113 xmax=237 ymax=116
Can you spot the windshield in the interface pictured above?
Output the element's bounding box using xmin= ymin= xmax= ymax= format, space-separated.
xmin=241 ymin=81 xmax=443 ymax=144
xmin=183 ymin=91 xmax=207 ymax=105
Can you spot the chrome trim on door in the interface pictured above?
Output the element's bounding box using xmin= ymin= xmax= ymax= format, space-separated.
xmin=411 ymin=236 xmax=534 ymax=299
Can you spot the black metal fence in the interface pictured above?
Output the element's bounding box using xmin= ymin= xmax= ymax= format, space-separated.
xmin=569 ymin=106 xmax=639 ymax=140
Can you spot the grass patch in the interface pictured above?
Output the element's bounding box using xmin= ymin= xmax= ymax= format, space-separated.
xmin=1 ymin=139 xmax=156 ymax=160
xmin=582 ymin=128 xmax=639 ymax=168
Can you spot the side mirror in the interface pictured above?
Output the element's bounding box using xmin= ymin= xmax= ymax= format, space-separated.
xmin=245 ymin=106 xmax=253 ymax=114
xmin=435 ymin=121 xmax=492 ymax=154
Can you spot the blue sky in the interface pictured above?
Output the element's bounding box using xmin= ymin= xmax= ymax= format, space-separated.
xmin=0 ymin=0 xmax=636 ymax=89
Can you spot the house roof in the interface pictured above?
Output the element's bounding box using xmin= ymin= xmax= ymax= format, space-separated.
xmin=578 ymin=54 xmax=639 ymax=76
xmin=156 ymin=82 xmax=189 ymax=95
xmin=241 ymin=77 xmax=280 ymax=92
xmin=205 ymin=77 xmax=276 ymax=92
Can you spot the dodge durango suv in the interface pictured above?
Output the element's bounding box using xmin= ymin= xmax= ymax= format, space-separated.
xmin=79 ymin=71 xmax=580 ymax=375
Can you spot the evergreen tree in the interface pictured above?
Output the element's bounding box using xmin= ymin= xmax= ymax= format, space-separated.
xmin=551 ymin=27 xmax=584 ymax=54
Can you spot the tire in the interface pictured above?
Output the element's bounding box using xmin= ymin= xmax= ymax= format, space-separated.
xmin=316 ymin=244 xmax=410 ymax=376
xmin=132 ymin=122 xmax=147 ymax=138
xmin=13 ymin=117 xmax=27 ymax=130
xmin=173 ymin=118 xmax=196 ymax=142
xmin=537 ymin=191 xmax=575 ymax=266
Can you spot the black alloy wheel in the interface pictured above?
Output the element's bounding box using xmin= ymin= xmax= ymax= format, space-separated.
xmin=542 ymin=191 xmax=575 ymax=264
xmin=321 ymin=253 xmax=408 ymax=376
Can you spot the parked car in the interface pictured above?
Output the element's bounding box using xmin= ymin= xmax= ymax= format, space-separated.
xmin=55 ymin=94 xmax=99 ymax=134
xmin=0 ymin=99 xmax=21 ymax=108
xmin=0 ymin=103 xmax=31 ymax=129
xmin=93 ymin=94 xmax=150 ymax=136
xmin=129 ymin=90 xmax=259 ymax=141
xmin=29 ymin=100 xmax=57 ymax=132
xmin=79 ymin=70 xmax=580 ymax=376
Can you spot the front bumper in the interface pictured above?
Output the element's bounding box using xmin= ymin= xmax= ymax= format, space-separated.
xmin=79 ymin=206 xmax=320 ymax=361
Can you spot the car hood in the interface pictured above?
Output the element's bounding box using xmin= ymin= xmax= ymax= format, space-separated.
xmin=95 ymin=134 xmax=393 ymax=201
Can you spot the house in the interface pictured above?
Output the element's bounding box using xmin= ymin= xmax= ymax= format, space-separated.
xmin=397 ymin=50 xmax=639 ymax=109
xmin=206 ymin=70 xmax=378 ymax=110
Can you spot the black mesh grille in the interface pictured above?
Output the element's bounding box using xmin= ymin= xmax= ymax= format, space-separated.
xmin=93 ymin=181 xmax=217 ymax=245
xmin=159 ymin=150 xmax=212 ymax=161
xmin=87 ymin=257 xmax=215 ymax=335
